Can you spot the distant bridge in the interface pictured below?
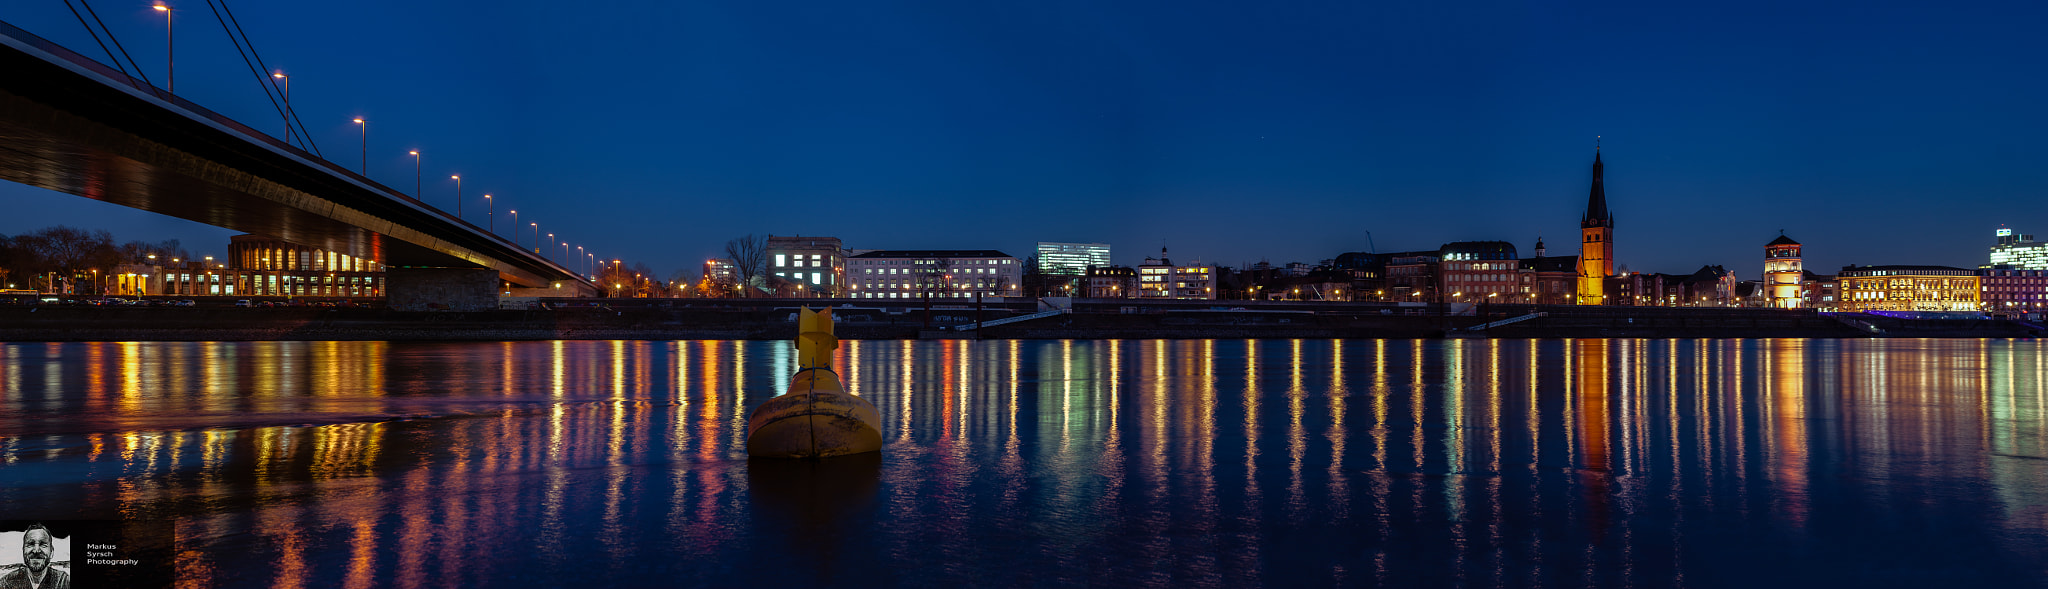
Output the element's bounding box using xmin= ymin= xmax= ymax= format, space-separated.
xmin=0 ymin=19 xmax=594 ymax=306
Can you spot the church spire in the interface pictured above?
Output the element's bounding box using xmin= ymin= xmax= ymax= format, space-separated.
xmin=1581 ymin=147 xmax=1611 ymax=229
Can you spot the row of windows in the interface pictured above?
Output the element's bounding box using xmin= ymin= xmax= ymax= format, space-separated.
xmin=860 ymin=267 xmax=1002 ymax=275
xmin=1447 ymin=262 xmax=1512 ymax=271
xmin=855 ymin=291 xmax=1005 ymax=299
xmin=856 ymin=280 xmax=1001 ymax=288
xmin=853 ymin=259 xmax=1014 ymax=266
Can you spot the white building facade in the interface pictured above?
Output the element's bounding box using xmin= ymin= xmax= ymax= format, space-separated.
xmin=847 ymin=250 xmax=1022 ymax=300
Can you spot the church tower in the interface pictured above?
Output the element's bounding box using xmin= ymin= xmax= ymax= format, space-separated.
xmin=1577 ymin=148 xmax=1614 ymax=305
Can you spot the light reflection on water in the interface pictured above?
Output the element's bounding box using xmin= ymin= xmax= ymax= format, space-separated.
xmin=2 ymin=339 xmax=2046 ymax=587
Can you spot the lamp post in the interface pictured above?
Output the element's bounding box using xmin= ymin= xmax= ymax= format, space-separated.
xmin=509 ymin=210 xmax=517 ymax=239
xmin=484 ymin=195 xmax=493 ymax=233
xmin=450 ymin=175 xmax=462 ymax=217
xmin=272 ymin=71 xmax=290 ymax=140
xmin=153 ymin=4 xmax=173 ymax=93
xmin=352 ymin=118 xmax=366 ymax=174
xmin=408 ymin=150 xmax=420 ymax=198
xmin=531 ymin=223 xmax=540 ymax=253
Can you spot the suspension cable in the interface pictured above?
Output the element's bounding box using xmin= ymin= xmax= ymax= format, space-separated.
xmin=219 ymin=0 xmax=319 ymax=156
xmin=201 ymin=0 xmax=295 ymax=148
xmin=73 ymin=0 xmax=165 ymax=98
xmin=60 ymin=0 xmax=133 ymax=82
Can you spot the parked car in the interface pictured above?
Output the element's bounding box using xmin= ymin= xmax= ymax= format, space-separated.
xmin=235 ymin=300 xmax=252 ymax=308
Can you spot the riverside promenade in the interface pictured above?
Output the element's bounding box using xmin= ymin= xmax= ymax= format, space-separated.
xmin=1 ymin=298 xmax=2036 ymax=341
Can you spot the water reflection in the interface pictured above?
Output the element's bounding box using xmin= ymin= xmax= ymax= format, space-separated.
xmin=2 ymin=339 xmax=2046 ymax=587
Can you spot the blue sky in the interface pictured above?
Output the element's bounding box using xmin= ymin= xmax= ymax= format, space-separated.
xmin=2 ymin=0 xmax=2043 ymax=278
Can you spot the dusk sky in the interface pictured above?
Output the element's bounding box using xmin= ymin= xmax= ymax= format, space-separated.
xmin=2 ymin=1 xmax=2043 ymax=279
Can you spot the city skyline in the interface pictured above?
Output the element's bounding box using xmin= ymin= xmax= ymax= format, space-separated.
xmin=1 ymin=1 xmax=2043 ymax=279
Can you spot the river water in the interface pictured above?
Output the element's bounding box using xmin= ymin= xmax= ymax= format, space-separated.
xmin=2 ymin=339 xmax=2044 ymax=587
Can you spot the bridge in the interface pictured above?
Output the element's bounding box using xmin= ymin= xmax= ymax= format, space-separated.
xmin=0 ymin=19 xmax=595 ymax=308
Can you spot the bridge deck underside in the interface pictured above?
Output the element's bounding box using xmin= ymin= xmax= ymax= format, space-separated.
xmin=0 ymin=33 xmax=574 ymax=289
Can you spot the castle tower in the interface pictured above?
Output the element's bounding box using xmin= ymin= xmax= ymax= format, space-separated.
xmin=1765 ymin=234 xmax=1804 ymax=308
xmin=1577 ymin=149 xmax=1614 ymax=305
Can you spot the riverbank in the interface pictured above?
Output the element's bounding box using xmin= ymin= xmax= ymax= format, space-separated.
xmin=2 ymin=305 xmax=2039 ymax=341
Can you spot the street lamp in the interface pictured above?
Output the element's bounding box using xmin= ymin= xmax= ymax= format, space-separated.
xmin=154 ymin=3 xmax=173 ymax=93
xmin=509 ymin=210 xmax=517 ymax=238
xmin=272 ymin=71 xmax=290 ymax=140
xmin=451 ymin=175 xmax=463 ymax=217
xmin=408 ymin=150 xmax=420 ymax=198
xmin=352 ymin=118 xmax=366 ymax=174
xmin=484 ymin=195 xmax=494 ymax=232
xmin=531 ymin=223 xmax=540 ymax=253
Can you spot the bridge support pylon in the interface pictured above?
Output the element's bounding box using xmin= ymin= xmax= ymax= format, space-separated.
xmin=385 ymin=267 xmax=500 ymax=311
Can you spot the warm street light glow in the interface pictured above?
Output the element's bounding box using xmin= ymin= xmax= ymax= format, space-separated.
xmin=155 ymin=3 xmax=175 ymax=93
xmin=351 ymin=118 xmax=368 ymax=173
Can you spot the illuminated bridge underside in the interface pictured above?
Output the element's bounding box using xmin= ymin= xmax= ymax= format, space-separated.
xmin=0 ymin=23 xmax=578 ymax=289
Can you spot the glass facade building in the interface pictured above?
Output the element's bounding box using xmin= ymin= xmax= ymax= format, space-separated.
xmin=1035 ymin=242 xmax=1111 ymax=275
xmin=1987 ymin=228 xmax=2048 ymax=270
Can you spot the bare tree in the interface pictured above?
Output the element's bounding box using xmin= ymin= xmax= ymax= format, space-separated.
xmin=26 ymin=226 xmax=116 ymax=273
xmin=724 ymin=234 xmax=767 ymax=297
xmin=121 ymin=238 xmax=190 ymax=264
xmin=667 ymin=269 xmax=697 ymax=298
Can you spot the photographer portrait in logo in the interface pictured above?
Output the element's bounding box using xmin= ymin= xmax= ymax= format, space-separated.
xmin=0 ymin=523 xmax=70 ymax=589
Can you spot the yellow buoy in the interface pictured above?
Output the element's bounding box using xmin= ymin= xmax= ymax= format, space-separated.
xmin=746 ymin=307 xmax=882 ymax=458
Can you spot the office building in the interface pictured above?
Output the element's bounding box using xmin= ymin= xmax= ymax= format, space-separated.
xmin=1986 ymin=227 xmax=2048 ymax=269
xmin=1979 ymin=266 xmax=2048 ymax=315
xmin=1035 ymin=242 xmax=1111 ymax=275
xmin=1440 ymin=241 xmax=1519 ymax=299
xmin=766 ymin=235 xmax=845 ymax=296
xmin=847 ymin=249 xmax=1022 ymax=300
xmin=1136 ymin=248 xmax=1215 ymax=300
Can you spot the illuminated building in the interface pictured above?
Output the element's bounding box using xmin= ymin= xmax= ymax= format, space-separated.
xmin=1978 ymin=267 xmax=2048 ymax=315
xmin=1801 ymin=271 xmax=1838 ymax=311
xmin=132 ymin=234 xmax=385 ymax=298
xmin=1986 ymin=227 xmax=2048 ymax=269
xmin=847 ymin=249 xmax=1021 ymax=299
xmin=703 ymin=259 xmax=736 ymax=284
xmin=1035 ymin=242 xmax=1111 ymax=275
xmin=1086 ymin=266 xmax=1135 ymax=298
xmin=1516 ymin=238 xmax=1578 ymax=305
xmin=766 ymin=235 xmax=845 ymax=296
xmin=1837 ymin=265 xmax=1980 ymax=312
xmin=1386 ymin=252 xmax=1441 ymax=301
xmin=1440 ymin=241 xmax=1518 ymax=298
xmin=1764 ymin=234 xmax=1803 ymax=308
xmin=1577 ymin=150 xmax=1614 ymax=305
xmin=1137 ymin=248 xmax=1215 ymax=300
